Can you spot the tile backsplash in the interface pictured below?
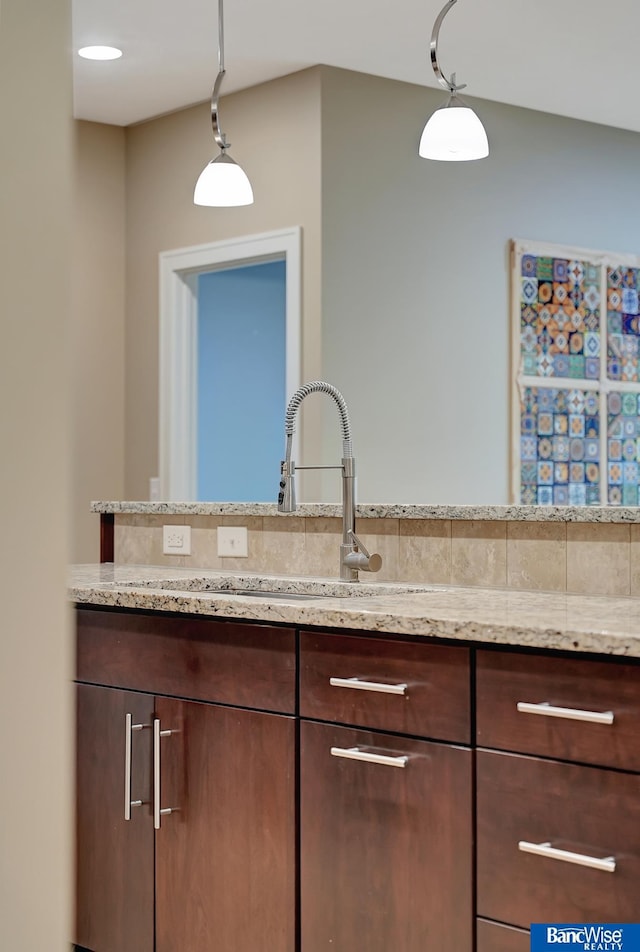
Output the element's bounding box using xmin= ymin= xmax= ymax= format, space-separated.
xmin=113 ymin=513 xmax=639 ymax=597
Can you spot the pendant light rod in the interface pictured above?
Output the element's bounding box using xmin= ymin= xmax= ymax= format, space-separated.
xmin=419 ymin=0 xmax=489 ymax=162
xmin=194 ymin=0 xmax=253 ymax=205
xmin=210 ymin=0 xmax=228 ymax=151
xmin=430 ymin=0 xmax=467 ymax=94
xmin=218 ymin=0 xmax=225 ymax=72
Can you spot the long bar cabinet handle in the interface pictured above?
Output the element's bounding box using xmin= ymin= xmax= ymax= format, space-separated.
xmin=329 ymin=677 xmax=408 ymax=696
xmin=330 ymin=746 xmax=408 ymax=768
xmin=153 ymin=718 xmax=177 ymax=830
xmin=124 ymin=713 xmax=145 ymax=821
xmin=516 ymin=701 xmax=614 ymax=725
xmin=518 ymin=840 xmax=616 ymax=873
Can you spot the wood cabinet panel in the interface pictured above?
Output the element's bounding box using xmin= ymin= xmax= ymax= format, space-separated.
xmin=300 ymin=720 xmax=473 ymax=952
xmin=477 ymin=749 xmax=640 ymax=927
xmin=77 ymin=608 xmax=296 ymax=713
xmin=300 ymin=631 xmax=470 ymax=742
xmin=74 ymin=684 xmax=154 ymax=952
xmin=155 ymin=698 xmax=296 ymax=952
xmin=476 ymin=649 xmax=640 ymax=771
xmin=477 ymin=919 xmax=529 ymax=952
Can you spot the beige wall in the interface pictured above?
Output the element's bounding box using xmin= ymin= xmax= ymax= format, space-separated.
xmin=125 ymin=67 xmax=323 ymax=501
xmin=0 ymin=0 xmax=73 ymax=948
xmin=113 ymin=512 xmax=639 ymax=599
xmin=72 ymin=121 xmax=126 ymax=560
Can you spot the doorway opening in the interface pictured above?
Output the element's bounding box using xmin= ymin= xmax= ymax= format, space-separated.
xmin=159 ymin=228 xmax=301 ymax=501
xmin=197 ymin=260 xmax=286 ymax=501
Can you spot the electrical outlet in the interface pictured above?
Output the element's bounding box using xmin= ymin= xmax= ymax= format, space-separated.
xmin=163 ymin=525 xmax=191 ymax=555
xmin=217 ymin=526 xmax=248 ymax=558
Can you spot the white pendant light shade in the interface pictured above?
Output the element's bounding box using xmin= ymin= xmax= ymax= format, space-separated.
xmin=419 ymin=100 xmax=489 ymax=161
xmin=194 ymin=152 xmax=254 ymax=206
xmin=419 ymin=0 xmax=489 ymax=163
xmin=194 ymin=0 xmax=254 ymax=206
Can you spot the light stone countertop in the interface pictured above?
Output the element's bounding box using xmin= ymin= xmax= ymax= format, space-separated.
xmin=70 ymin=564 xmax=640 ymax=659
xmin=91 ymin=501 xmax=640 ymax=523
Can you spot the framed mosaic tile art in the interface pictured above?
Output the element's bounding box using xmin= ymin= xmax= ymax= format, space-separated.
xmin=512 ymin=239 xmax=640 ymax=505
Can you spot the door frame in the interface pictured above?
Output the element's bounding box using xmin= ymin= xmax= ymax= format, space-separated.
xmin=158 ymin=227 xmax=301 ymax=500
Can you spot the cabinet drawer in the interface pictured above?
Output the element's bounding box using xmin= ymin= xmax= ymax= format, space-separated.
xmin=477 ymin=919 xmax=529 ymax=952
xmin=76 ymin=608 xmax=296 ymax=713
xmin=301 ymin=721 xmax=472 ymax=952
xmin=476 ymin=649 xmax=640 ymax=771
xmin=477 ymin=749 xmax=640 ymax=928
xmin=299 ymin=631 xmax=470 ymax=742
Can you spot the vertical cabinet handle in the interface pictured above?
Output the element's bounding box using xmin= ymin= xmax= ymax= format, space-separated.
xmin=153 ymin=718 xmax=178 ymax=830
xmin=124 ymin=713 xmax=145 ymax=821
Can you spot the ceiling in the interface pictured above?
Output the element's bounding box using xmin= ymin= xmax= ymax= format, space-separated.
xmin=73 ymin=0 xmax=640 ymax=135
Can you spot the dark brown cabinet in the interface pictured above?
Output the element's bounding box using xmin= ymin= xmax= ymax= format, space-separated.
xmin=75 ymin=605 xmax=640 ymax=950
xmin=476 ymin=648 xmax=640 ymax=939
xmin=154 ymin=697 xmax=295 ymax=952
xmin=477 ymin=749 xmax=640 ymax=927
xmin=74 ymin=608 xmax=296 ymax=952
xmin=476 ymin=649 xmax=640 ymax=771
xmin=299 ymin=631 xmax=473 ymax=952
xmin=477 ymin=918 xmax=529 ymax=952
xmin=300 ymin=721 xmax=472 ymax=952
xmin=75 ymin=684 xmax=154 ymax=952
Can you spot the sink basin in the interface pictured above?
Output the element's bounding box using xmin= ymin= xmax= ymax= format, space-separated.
xmin=210 ymin=588 xmax=328 ymax=601
xmin=121 ymin=575 xmax=446 ymax=599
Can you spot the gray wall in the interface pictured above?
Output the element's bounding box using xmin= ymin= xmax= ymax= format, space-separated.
xmin=320 ymin=68 xmax=640 ymax=504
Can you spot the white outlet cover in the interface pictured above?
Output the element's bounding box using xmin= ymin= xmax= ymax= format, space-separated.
xmin=217 ymin=526 xmax=248 ymax=558
xmin=163 ymin=524 xmax=191 ymax=555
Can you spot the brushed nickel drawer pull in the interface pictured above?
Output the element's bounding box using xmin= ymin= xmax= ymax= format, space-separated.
xmin=153 ymin=718 xmax=178 ymax=830
xmin=329 ymin=676 xmax=408 ymax=696
xmin=124 ymin=713 xmax=146 ymax=821
xmin=516 ymin=701 xmax=614 ymax=725
xmin=330 ymin=746 xmax=408 ymax=768
xmin=518 ymin=840 xmax=616 ymax=873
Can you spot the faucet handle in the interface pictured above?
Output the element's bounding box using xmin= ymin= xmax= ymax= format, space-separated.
xmin=278 ymin=459 xmax=296 ymax=512
xmin=347 ymin=531 xmax=382 ymax=573
xmin=349 ymin=530 xmax=371 ymax=557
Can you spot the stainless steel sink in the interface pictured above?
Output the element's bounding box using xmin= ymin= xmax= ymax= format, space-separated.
xmin=209 ymin=588 xmax=327 ymax=601
xmin=121 ymin=575 xmax=446 ymax=599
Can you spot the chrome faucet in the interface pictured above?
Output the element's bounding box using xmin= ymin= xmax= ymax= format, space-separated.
xmin=277 ymin=381 xmax=382 ymax=581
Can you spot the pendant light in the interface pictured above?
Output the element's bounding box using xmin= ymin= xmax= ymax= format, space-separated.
xmin=419 ymin=0 xmax=488 ymax=162
xmin=194 ymin=0 xmax=254 ymax=206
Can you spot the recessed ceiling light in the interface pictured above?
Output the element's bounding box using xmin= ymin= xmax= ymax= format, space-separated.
xmin=78 ymin=46 xmax=123 ymax=61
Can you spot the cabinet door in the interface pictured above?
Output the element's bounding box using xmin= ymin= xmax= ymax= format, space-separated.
xmin=155 ymin=697 xmax=296 ymax=952
xmin=75 ymin=684 xmax=154 ymax=952
xmin=477 ymin=919 xmax=530 ymax=952
xmin=300 ymin=721 xmax=473 ymax=952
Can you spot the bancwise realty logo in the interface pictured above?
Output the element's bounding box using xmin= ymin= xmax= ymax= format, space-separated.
xmin=531 ymin=924 xmax=640 ymax=951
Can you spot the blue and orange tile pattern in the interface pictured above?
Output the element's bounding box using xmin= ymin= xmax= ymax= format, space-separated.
xmin=607 ymin=391 xmax=640 ymax=505
xmin=520 ymin=386 xmax=600 ymax=505
xmin=518 ymin=250 xmax=640 ymax=506
xmin=520 ymin=255 xmax=600 ymax=380
xmin=607 ymin=266 xmax=640 ymax=382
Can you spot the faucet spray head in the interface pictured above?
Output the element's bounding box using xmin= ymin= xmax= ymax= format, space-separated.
xmin=278 ymin=459 xmax=296 ymax=512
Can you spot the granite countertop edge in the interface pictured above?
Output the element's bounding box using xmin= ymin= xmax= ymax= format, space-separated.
xmin=70 ymin=564 xmax=640 ymax=660
xmin=90 ymin=501 xmax=640 ymax=523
